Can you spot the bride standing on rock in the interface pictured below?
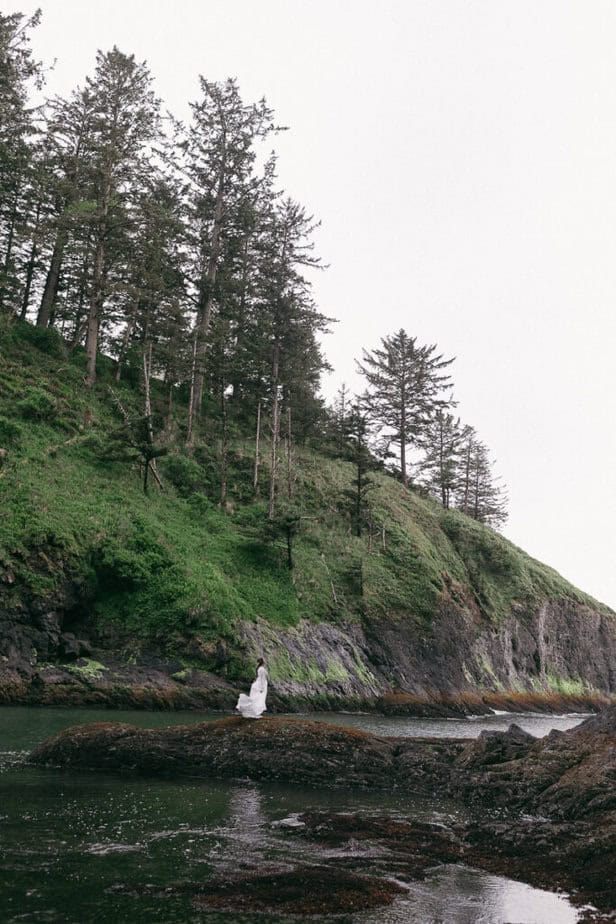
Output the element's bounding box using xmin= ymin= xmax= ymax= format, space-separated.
xmin=236 ymin=658 xmax=268 ymax=718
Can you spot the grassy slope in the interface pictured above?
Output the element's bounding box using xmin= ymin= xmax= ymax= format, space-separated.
xmin=0 ymin=320 xmax=610 ymax=672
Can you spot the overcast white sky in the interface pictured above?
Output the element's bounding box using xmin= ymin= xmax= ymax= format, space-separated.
xmin=14 ymin=0 xmax=616 ymax=608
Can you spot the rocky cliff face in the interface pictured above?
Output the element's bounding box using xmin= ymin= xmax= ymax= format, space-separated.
xmin=235 ymin=592 xmax=616 ymax=707
xmin=3 ymin=572 xmax=615 ymax=711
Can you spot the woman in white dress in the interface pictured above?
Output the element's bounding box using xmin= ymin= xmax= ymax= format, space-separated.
xmin=236 ymin=658 xmax=268 ymax=718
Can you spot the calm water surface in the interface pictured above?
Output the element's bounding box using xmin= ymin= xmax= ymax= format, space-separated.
xmin=0 ymin=706 xmax=587 ymax=923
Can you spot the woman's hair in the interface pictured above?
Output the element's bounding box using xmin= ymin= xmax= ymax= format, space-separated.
xmin=256 ymin=657 xmax=265 ymax=667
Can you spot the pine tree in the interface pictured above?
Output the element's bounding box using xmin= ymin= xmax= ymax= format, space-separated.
xmin=358 ymin=329 xmax=454 ymax=486
xmin=252 ymin=197 xmax=328 ymax=517
xmin=180 ymin=78 xmax=280 ymax=431
xmin=35 ymin=89 xmax=95 ymax=328
xmin=418 ymin=410 xmax=465 ymax=508
xmin=456 ymin=429 xmax=508 ymax=527
xmin=81 ymin=48 xmax=160 ymax=386
xmin=112 ymin=170 xmax=189 ymax=388
xmin=329 ymin=383 xmax=352 ymax=453
xmin=0 ymin=10 xmax=43 ymax=313
xmin=343 ymin=400 xmax=376 ymax=538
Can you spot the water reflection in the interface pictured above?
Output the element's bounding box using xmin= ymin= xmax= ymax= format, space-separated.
xmin=375 ymin=864 xmax=581 ymax=924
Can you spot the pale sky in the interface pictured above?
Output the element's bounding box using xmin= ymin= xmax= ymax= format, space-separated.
xmin=13 ymin=0 xmax=616 ymax=609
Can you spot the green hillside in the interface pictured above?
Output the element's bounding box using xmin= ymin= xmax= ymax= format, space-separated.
xmin=0 ymin=318 xmax=608 ymax=683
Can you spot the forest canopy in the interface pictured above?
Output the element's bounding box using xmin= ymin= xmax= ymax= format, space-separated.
xmin=0 ymin=9 xmax=507 ymax=529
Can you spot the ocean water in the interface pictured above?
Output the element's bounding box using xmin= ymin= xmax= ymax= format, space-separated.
xmin=0 ymin=706 xmax=586 ymax=923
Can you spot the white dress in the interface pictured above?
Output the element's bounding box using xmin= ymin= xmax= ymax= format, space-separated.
xmin=236 ymin=666 xmax=268 ymax=718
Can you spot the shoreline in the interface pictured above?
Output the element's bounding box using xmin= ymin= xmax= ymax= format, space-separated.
xmin=1 ymin=659 xmax=613 ymax=716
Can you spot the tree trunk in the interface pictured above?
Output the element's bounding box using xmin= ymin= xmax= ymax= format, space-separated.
xmin=115 ymin=297 xmax=140 ymax=381
xmin=166 ymin=379 xmax=174 ymax=428
xmin=220 ymin=387 xmax=228 ymax=508
xmin=400 ymin=384 xmax=408 ymax=486
xmin=85 ymin=169 xmax=112 ymax=386
xmin=286 ymin=528 xmax=293 ymax=570
xmin=0 ymin=188 xmax=19 ymax=310
xmin=285 ymin=405 xmax=293 ymax=499
xmin=20 ymin=200 xmax=42 ymax=320
xmin=253 ymin=400 xmax=261 ymax=499
xmin=85 ymin=236 xmax=104 ymax=386
xmin=440 ymin=421 xmax=447 ymax=508
xmin=192 ymin=148 xmax=226 ymax=417
xmin=462 ymin=443 xmax=472 ymax=514
xmin=268 ymin=343 xmax=280 ymax=521
xmin=186 ymin=330 xmax=198 ymax=445
xmin=143 ymin=341 xmax=154 ymax=445
xmin=37 ymin=228 xmax=68 ymax=327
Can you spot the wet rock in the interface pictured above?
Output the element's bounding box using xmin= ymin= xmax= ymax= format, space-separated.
xmin=292 ymin=812 xmax=463 ymax=875
xmin=455 ymin=723 xmax=535 ymax=772
xmin=110 ymin=866 xmax=406 ymax=915
xmin=27 ymin=707 xmax=616 ymax=918
xmin=464 ymin=815 xmax=616 ymax=918
xmin=394 ymin=737 xmax=465 ymax=793
xmin=452 ymin=706 xmax=616 ymax=819
xmin=286 ymin=809 xmax=616 ymax=922
xmin=27 ymin=706 xmax=616 ymax=813
xmin=0 ymin=653 xmax=238 ymax=710
xmin=59 ymin=632 xmax=92 ymax=660
xmin=29 ymin=716 xmax=397 ymax=788
xmin=193 ymin=866 xmax=406 ymax=914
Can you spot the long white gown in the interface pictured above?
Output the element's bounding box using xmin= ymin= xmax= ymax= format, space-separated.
xmin=236 ymin=665 xmax=268 ymax=718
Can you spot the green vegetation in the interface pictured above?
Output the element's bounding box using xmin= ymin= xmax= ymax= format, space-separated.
xmin=0 ymin=322 xmax=610 ymax=662
xmin=545 ymin=673 xmax=589 ymax=697
xmin=65 ymin=659 xmax=108 ymax=681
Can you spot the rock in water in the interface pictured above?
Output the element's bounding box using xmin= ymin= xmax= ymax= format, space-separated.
xmin=28 ymin=716 xmax=397 ymax=789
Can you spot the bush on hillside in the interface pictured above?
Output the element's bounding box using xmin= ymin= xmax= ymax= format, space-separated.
xmin=162 ymin=454 xmax=209 ymax=497
xmin=0 ymin=415 xmax=22 ymax=446
xmin=92 ymin=519 xmax=204 ymax=632
xmin=16 ymin=387 xmax=58 ymax=421
xmin=14 ymin=322 xmax=65 ymax=358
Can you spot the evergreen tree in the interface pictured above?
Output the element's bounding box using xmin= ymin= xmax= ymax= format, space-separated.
xmin=35 ymin=88 xmax=95 ymax=328
xmin=0 ymin=10 xmax=43 ymax=313
xmin=329 ymin=382 xmax=352 ymax=453
xmin=418 ymin=410 xmax=465 ymax=508
xmin=252 ymin=197 xmax=328 ymax=517
xmin=343 ymin=400 xmax=376 ymax=538
xmin=180 ymin=78 xmax=280 ymax=430
xmin=112 ymin=170 xmax=189 ymax=390
xmin=81 ymin=48 xmax=160 ymax=386
xmin=358 ymin=329 xmax=454 ymax=486
xmin=456 ymin=428 xmax=508 ymax=527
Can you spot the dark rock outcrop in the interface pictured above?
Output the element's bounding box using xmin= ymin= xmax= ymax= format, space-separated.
xmin=110 ymin=866 xmax=406 ymax=916
xmin=452 ymin=705 xmax=616 ymax=818
xmin=29 ymin=716 xmax=399 ymax=789
xmin=3 ymin=566 xmax=616 ymax=713
xmin=28 ymin=707 xmax=616 ymax=810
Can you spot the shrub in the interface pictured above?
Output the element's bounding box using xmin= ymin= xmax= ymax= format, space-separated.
xmin=187 ymin=492 xmax=216 ymax=516
xmin=0 ymin=415 xmax=22 ymax=446
xmin=92 ymin=520 xmax=203 ymax=633
xmin=162 ymin=454 xmax=208 ymax=497
xmin=14 ymin=323 xmax=65 ymax=358
xmin=16 ymin=387 xmax=58 ymax=421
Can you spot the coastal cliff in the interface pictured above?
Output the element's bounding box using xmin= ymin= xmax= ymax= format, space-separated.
xmin=1 ymin=322 xmax=615 ymax=711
